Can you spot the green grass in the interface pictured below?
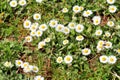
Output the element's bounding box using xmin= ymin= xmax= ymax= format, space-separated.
xmin=0 ymin=0 xmax=120 ymax=80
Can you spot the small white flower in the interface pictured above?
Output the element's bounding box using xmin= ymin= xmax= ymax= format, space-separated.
xmin=63 ymin=27 xmax=70 ymax=34
xmin=39 ymin=24 xmax=48 ymax=31
xmin=116 ymin=49 xmax=120 ymax=54
xmin=56 ymin=57 xmax=63 ymax=63
xmin=36 ymin=30 xmax=43 ymax=37
xmin=83 ymin=10 xmax=93 ymax=17
xmin=4 ymin=61 xmax=13 ymax=68
xmin=97 ymin=45 xmax=104 ymax=51
xmin=99 ymin=55 xmax=108 ymax=63
xmin=82 ymin=48 xmax=91 ymax=56
xmin=105 ymin=31 xmax=111 ymax=37
xmin=38 ymin=41 xmax=46 ymax=49
xmin=30 ymin=31 xmax=36 ymax=36
xmin=62 ymin=8 xmax=68 ymax=13
xmin=92 ymin=16 xmax=101 ymax=25
xmin=104 ymin=41 xmax=112 ymax=48
xmin=36 ymin=0 xmax=43 ymax=3
xmin=107 ymin=0 xmax=116 ymax=4
xmin=55 ymin=24 xmax=64 ymax=32
xmin=32 ymin=66 xmax=39 ymax=73
xmin=44 ymin=38 xmax=51 ymax=42
xmin=49 ymin=19 xmax=58 ymax=28
xmin=76 ymin=35 xmax=84 ymax=41
xmin=95 ymin=29 xmax=103 ymax=36
xmin=79 ymin=6 xmax=84 ymax=11
xmin=73 ymin=5 xmax=80 ymax=13
xmin=15 ymin=60 xmax=23 ymax=67
xmin=23 ymin=65 xmax=33 ymax=73
xmin=64 ymin=55 xmax=73 ymax=64
xmin=33 ymin=13 xmax=41 ymax=20
xmin=108 ymin=55 xmax=117 ymax=64
xmin=109 ymin=5 xmax=117 ymax=13
xmin=19 ymin=0 xmax=26 ymax=6
xmin=107 ymin=21 xmax=114 ymax=27
xmin=23 ymin=20 xmax=31 ymax=29
xmin=25 ymin=36 xmax=32 ymax=42
xmin=63 ymin=40 xmax=69 ymax=45
xmin=30 ymin=23 xmax=39 ymax=31
xmin=34 ymin=75 xmax=44 ymax=80
xmin=21 ymin=62 xmax=29 ymax=68
xmin=98 ymin=40 xmax=105 ymax=46
xmin=10 ymin=0 xmax=17 ymax=7
xmin=68 ymin=22 xmax=76 ymax=29
xmin=75 ymin=24 xmax=84 ymax=33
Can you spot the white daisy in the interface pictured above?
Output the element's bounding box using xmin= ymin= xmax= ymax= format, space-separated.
xmin=109 ymin=5 xmax=117 ymax=13
xmin=15 ymin=60 xmax=23 ymax=67
xmin=98 ymin=40 xmax=105 ymax=46
xmin=25 ymin=36 xmax=32 ymax=42
xmin=49 ymin=19 xmax=58 ymax=28
xmin=95 ymin=29 xmax=103 ymax=36
xmin=21 ymin=62 xmax=29 ymax=68
xmin=104 ymin=41 xmax=112 ymax=49
xmin=62 ymin=8 xmax=68 ymax=13
xmin=23 ymin=65 xmax=33 ymax=73
xmin=107 ymin=0 xmax=116 ymax=4
xmin=36 ymin=0 xmax=43 ymax=3
xmin=82 ymin=48 xmax=91 ymax=56
xmin=83 ymin=10 xmax=93 ymax=17
xmin=39 ymin=24 xmax=48 ymax=31
xmin=23 ymin=20 xmax=31 ymax=29
xmin=76 ymin=35 xmax=84 ymax=41
xmin=97 ymin=45 xmax=104 ymax=51
xmin=68 ymin=22 xmax=76 ymax=29
xmin=63 ymin=40 xmax=69 ymax=45
xmin=73 ymin=5 xmax=80 ymax=13
xmin=38 ymin=41 xmax=46 ymax=49
xmin=116 ymin=49 xmax=120 ymax=54
xmin=19 ymin=0 xmax=26 ymax=6
xmin=63 ymin=27 xmax=70 ymax=34
xmin=55 ymin=24 xmax=64 ymax=32
xmin=108 ymin=55 xmax=117 ymax=64
xmin=79 ymin=6 xmax=84 ymax=11
xmin=32 ymin=66 xmax=39 ymax=73
xmin=44 ymin=38 xmax=51 ymax=43
xmin=99 ymin=55 xmax=108 ymax=63
xmin=33 ymin=13 xmax=41 ymax=20
xmin=36 ymin=30 xmax=43 ymax=37
xmin=56 ymin=57 xmax=63 ymax=63
xmin=105 ymin=31 xmax=111 ymax=37
xmin=92 ymin=16 xmax=101 ymax=25
xmin=30 ymin=23 xmax=39 ymax=31
xmin=64 ymin=55 xmax=73 ymax=64
xmin=30 ymin=31 xmax=36 ymax=36
xmin=9 ymin=0 xmax=17 ymax=7
xmin=34 ymin=75 xmax=44 ymax=80
xmin=107 ymin=21 xmax=114 ymax=27
xmin=75 ymin=24 xmax=84 ymax=33
xmin=4 ymin=61 xmax=13 ymax=68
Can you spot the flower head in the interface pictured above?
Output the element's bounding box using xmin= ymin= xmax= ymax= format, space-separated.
xmin=82 ymin=48 xmax=91 ymax=56
xmin=62 ymin=8 xmax=68 ymax=13
xmin=107 ymin=21 xmax=114 ymax=27
xmin=4 ymin=61 xmax=13 ymax=68
xmin=73 ymin=5 xmax=80 ymax=13
xmin=15 ymin=60 xmax=23 ymax=67
xmin=109 ymin=5 xmax=117 ymax=13
xmin=49 ymin=19 xmax=58 ymax=28
xmin=76 ymin=35 xmax=84 ymax=41
xmin=68 ymin=22 xmax=76 ymax=29
xmin=64 ymin=55 xmax=73 ymax=64
xmin=107 ymin=0 xmax=116 ymax=4
xmin=83 ymin=10 xmax=93 ymax=17
xmin=34 ymin=75 xmax=44 ymax=80
xmin=63 ymin=40 xmax=69 ymax=45
xmin=92 ymin=16 xmax=101 ymax=25
xmin=23 ymin=20 xmax=31 ymax=29
xmin=33 ymin=13 xmax=41 ymax=20
xmin=56 ymin=57 xmax=63 ymax=63
xmin=39 ymin=24 xmax=48 ymax=31
xmin=95 ymin=29 xmax=103 ymax=36
xmin=19 ymin=0 xmax=26 ymax=6
xmin=25 ymin=36 xmax=32 ymax=42
xmin=75 ymin=24 xmax=84 ymax=33
xmin=10 ymin=0 xmax=17 ymax=7
xmin=99 ymin=55 xmax=108 ymax=63
xmin=108 ymin=55 xmax=117 ymax=64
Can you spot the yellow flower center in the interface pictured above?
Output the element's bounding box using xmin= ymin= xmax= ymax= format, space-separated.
xmin=51 ymin=22 xmax=55 ymax=25
xmin=117 ymin=49 xmax=120 ymax=53
xmin=86 ymin=11 xmax=90 ymax=15
xmin=84 ymin=49 xmax=88 ymax=53
xmin=35 ymin=15 xmax=39 ymax=18
xmin=110 ymin=58 xmax=114 ymax=62
xmin=75 ymin=7 xmax=79 ymax=10
xmin=12 ymin=2 xmax=15 ymax=5
xmin=25 ymin=22 xmax=29 ymax=26
xmin=66 ymin=57 xmax=71 ymax=61
xmin=102 ymin=57 xmax=106 ymax=61
xmin=41 ymin=25 xmax=45 ymax=29
xmin=17 ymin=62 xmax=21 ymax=65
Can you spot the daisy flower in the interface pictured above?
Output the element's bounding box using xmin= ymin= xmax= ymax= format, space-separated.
xmin=82 ymin=48 xmax=91 ymax=56
xmin=92 ymin=16 xmax=101 ymax=25
xmin=44 ymin=38 xmax=51 ymax=43
xmin=30 ymin=23 xmax=39 ymax=31
xmin=97 ymin=45 xmax=104 ymax=51
xmin=25 ymin=36 xmax=32 ymax=42
xmin=36 ymin=0 xmax=43 ymax=3
xmin=62 ymin=8 xmax=68 ymax=13
xmin=107 ymin=0 xmax=116 ymax=4
xmin=4 ymin=61 xmax=13 ymax=68
xmin=49 ymin=19 xmax=58 ymax=28
xmin=30 ymin=31 xmax=36 ymax=36
xmin=23 ymin=65 xmax=33 ymax=73
xmin=79 ymin=6 xmax=84 ymax=11
xmin=55 ymin=24 xmax=64 ymax=32
xmin=99 ymin=55 xmax=108 ymax=63
xmin=63 ymin=40 xmax=69 ymax=45
xmin=95 ymin=29 xmax=103 ymax=36
xmin=108 ymin=55 xmax=117 ymax=64
xmin=63 ymin=27 xmax=70 ymax=34
xmin=116 ymin=49 xmax=120 ymax=54
xmin=15 ymin=60 xmax=23 ymax=67
xmin=75 ymin=24 xmax=84 ymax=33
xmin=104 ymin=41 xmax=112 ymax=49
xmin=38 ymin=41 xmax=46 ymax=49
xmin=33 ymin=13 xmax=41 ymax=20
xmin=32 ymin=66 xmax=39 ymax=73
xmin=56 ymin=57 xmax=63 ymax=63
xmin=73 ymin=5 xmax=80 ymax=13
xmin=23 ymin=20 xmax=31 ymax=29
xmin=64 ymin=55 xmax=73 ymax=64
xmin=68 ymin=22 xmax=76 ymax=29
xmin=98 ymin=40 xmax=105 ymax=46
xmin=109 ymin=5 xmax=117 ymax=13
xmin=19 ymin=0 xmax=27 ymax=6
xmin=36 ymin=30 xmax=43 ymax=37
xmin=76 ymin=35 xmax=84 ymax=41
xmin=107 ymin=21 xmax=114 ymax=27
xmin=39 ymin=24 xmax=48 ymax=31
xmin=9 ymin=0 xmax=17 ymax=7
xmin=105 ymin=31 xmax=111 ymax=37
xmin=21 ymin=62 xmax=29 ymax=68
xmin=34 ymin=75 xmax=44 ymax=80
xmin=83 ymin=10 xmax=93 ymax=17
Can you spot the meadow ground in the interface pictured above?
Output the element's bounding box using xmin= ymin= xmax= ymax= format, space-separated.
xmin=0 ymin=0 xmax=120 ymax=80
